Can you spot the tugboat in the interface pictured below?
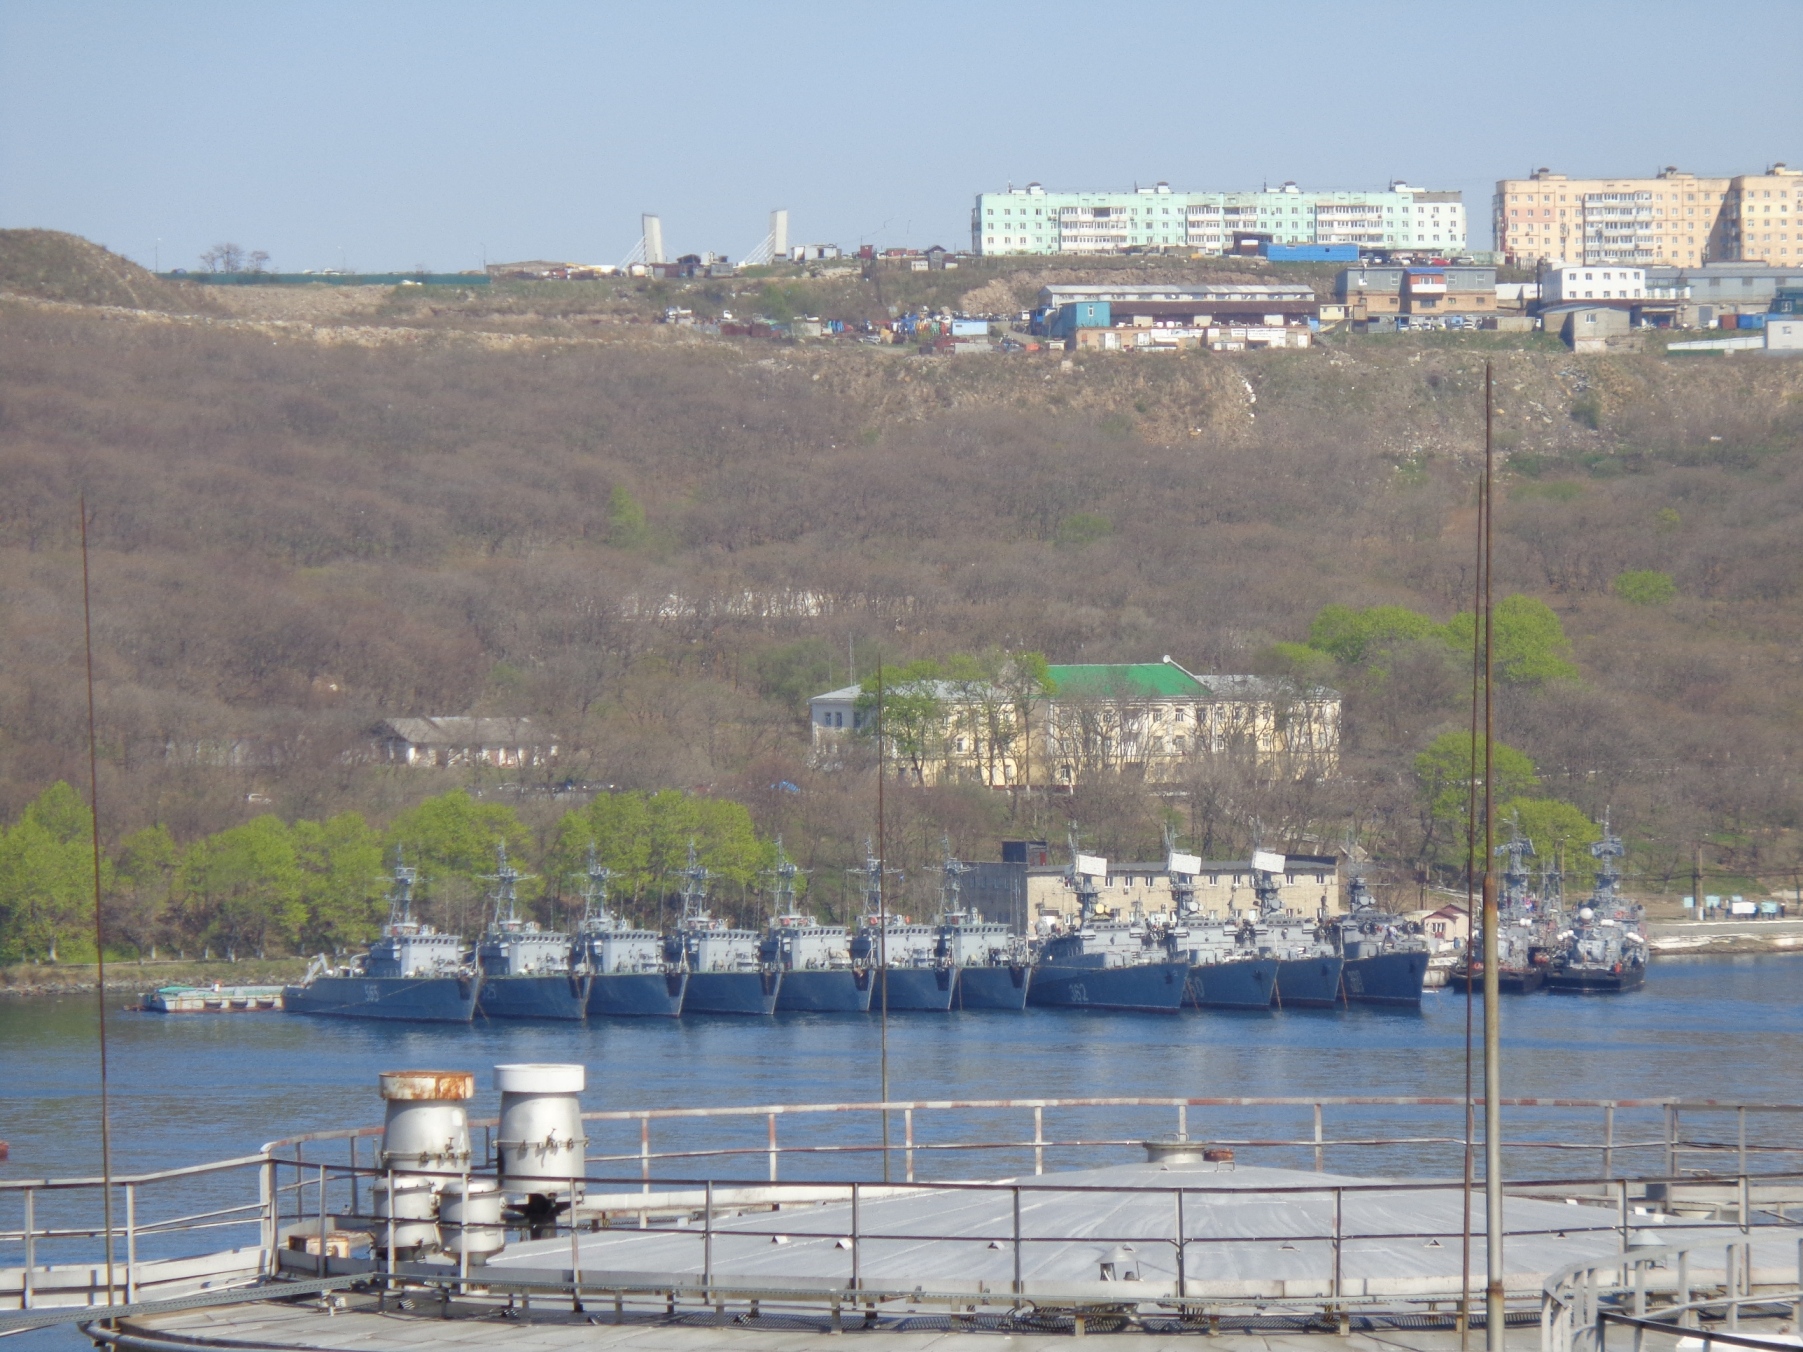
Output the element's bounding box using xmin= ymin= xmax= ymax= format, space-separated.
xmin=675 ymin=842 xmax=781 ymax=1015
xmin=1162 ymin=830 xmax=1278 ymax=1010
xmin=1545 ymin=820 xmax=1647 ymax=993
xmin=854 ymin=839 xmax=954 ymax=1011
xmin=1455 ymin=827 xmax=1547 ymax=994
xmin=935 ymin=843 xmax=1033 ymax=1010
xmin=1027 ymin=833 xmax=1188 ymax=1013
xmin=283 ymin=849 xmax=479 ymax=1022
xmin=1333 ymin=866 xmax=1429 ymax=1007
xmin=1249 ymin=847 xmax=1343 ymax=1008
xmin=765 ymin=843 xmax=873 ymax=1013
xmin=475 ymin=845 xmax=588 ymax=1021
xmin=576 ymin=845 xmax=686 ymax=1018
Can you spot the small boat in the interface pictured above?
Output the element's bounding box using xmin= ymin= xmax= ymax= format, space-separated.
xmin=143 ymin=984 xmax=284 ymax=1013
xmin=475 ymin=845 xmax=588 ymax=1021
xmin=574 ymin=846 xmax=685 ymax=1018
xmin=283 ymin=850 xmax=479 ymax=1023
xmin=1545 ymin=821 xmax=1647 ymax=994
xmin=1028 ymin=836 xmax=1188 ymax=1014
xmin=676 ymin=843 xmax=781 ymax=1015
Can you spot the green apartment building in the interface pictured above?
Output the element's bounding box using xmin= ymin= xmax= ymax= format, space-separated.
xmin=972 ymin=180 xmax=1467 ymax=257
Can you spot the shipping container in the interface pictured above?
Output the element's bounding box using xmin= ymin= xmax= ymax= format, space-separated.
xmin=951 ymin=318 xmax=990 ymax=337
xmin=1721 ymin=313 xmax=1739 ymax=330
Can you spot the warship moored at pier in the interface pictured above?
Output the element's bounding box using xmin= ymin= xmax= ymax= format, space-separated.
xmin=1028 ymin=839 xmax=1188 ymax=1013
xmin=1246 ymin=846 xmax=1343 ymax=1007
xmin=853 ymin=840 xmax=954 ymax=1011
xmin=1545 ymin=821 xmax=1648 ymax=993
xmin=1162 ymin=834 xmax=1278 ymax=1010
xmin=934 ymin=841 xmax=1033 ymax=1009
xmin=283 ymin=850 xmax=479 ymax=1022
xmin=1456 ymin=829 xmax=1548 ymax=994
xmin=674 ymin=844 xmax=780 ymax=1015
xmin=1333 ymin=865 xmax=1429 ymax=1007
xmin=475 ymin=845 xmax=589 ymax=1021
xmin=574 ymin=846 xmax=686 ymax=1018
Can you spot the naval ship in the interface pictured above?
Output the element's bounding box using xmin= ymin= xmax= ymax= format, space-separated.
xmin=934 ymin=842 xmax=1033 ymax=1010
xmin=1545 ymin=820 xmax=1648 ymax=993
xmin=1161 ymin=831 xmax=1278 ymax=1010
xmin=1455 ymin=828 xmax=1547 ymax=994
xmin=1247 ymin=848 xmax=1343 ymax=1008
xmin=1027 ymin=836 xmax=1188 ymax=1013
xmin=675 ymin=843 xmax=781 ymax=1015
xmin=764 ymin=846 xmax=873 ymax=1012
xmin=574 ymin=846 xmax=686 ymax=1018
xmin=283 ymin=849 xmax=479 ymax=1022
xmin=1332 ymin=865 xmax=1430 ymax=1006
xmin=475 ymin=844 xmax=588 ymax=1020
xmin=852 ymin=839 xmax=954 ymax=1011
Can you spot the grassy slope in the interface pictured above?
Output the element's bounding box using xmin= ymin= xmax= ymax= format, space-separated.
xmin=0 ymin=229 xmax=211 ymax=312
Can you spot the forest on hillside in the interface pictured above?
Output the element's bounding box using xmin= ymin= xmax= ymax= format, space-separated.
xmin=3 ymin=245 xmax=1803 ymax=956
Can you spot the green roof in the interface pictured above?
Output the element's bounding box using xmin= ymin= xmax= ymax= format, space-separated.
xmin=1045 ymin=662 xmax=1205 ymax=699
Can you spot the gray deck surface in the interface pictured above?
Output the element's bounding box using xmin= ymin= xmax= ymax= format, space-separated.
xmin=481 ymin=1161 xmax=1803 ymax=1299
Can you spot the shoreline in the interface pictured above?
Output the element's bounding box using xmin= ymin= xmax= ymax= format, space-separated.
xmin=0 ymin=958 xmax=311 ymax=999
xmin=1646 ymin=918 xmax=1803 ymax=955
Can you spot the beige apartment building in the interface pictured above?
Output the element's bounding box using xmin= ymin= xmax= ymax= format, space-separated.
xmin=1496 ymin=164 xmax=1800 ymax=268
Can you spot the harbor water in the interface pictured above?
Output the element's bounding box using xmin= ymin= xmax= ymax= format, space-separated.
xmin=2 ymin=952 xmax=1800 ymax=1351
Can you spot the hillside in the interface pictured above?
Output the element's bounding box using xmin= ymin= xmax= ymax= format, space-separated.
xmin=0 ymin=229 xmax=212 ymax=312
xmin=1 ymin=238 xmax=1800 ymax=913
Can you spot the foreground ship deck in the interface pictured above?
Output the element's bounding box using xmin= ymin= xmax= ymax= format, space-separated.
xmin=8 ymin=1091 xmax=1803 ymax=1352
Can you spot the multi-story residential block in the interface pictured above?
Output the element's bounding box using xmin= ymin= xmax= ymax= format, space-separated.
xmin=807 ymin=659 xmax=1340 ymax=786
xmin=1726 ymin=165 xmax=1801 ymax=264
xmin=972 ymin=181 xmax=1466 ymax=257
xmin=1492 ymin=166 xmax=1802 ymax=268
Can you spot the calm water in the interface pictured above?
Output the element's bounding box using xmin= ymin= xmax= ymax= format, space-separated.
xmin=1 ymin=953 xmax=1798 ymax=1350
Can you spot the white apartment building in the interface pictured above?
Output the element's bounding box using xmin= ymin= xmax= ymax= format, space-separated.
xmin=973 ymin=181 xmax=1467 ymax=257
xmin=1542 ymin=266 xmax=1647 ymax=303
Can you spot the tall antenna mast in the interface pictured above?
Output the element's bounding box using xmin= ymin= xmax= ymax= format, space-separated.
xmin=1481 ymin=361 xmax=1505 ymax=1352
xmin=876 ymin=662 xmax=890 ymax=1182
xmin=79 ymin=492 xmax=117 ymax=1308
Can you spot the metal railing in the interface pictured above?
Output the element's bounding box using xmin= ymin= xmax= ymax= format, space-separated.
xmin=3 ymin=1095 xmax=1800 ymax=1336
xmin=1545 ymin=1238 xmax=1803 ymax=1352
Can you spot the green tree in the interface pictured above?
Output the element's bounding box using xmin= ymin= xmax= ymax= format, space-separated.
xmin=1306 ymin=603 xmax=1442 ymax=668
xmin=179 ymin=815 xmax=304 ymax=958
xmin=549 ymin=790 xmax=770 ymax=924
xmin=1444 ymin=595 xmax=1578 ymax=685
xmin=856 ymin=659 xmax=947 ymax=784
xmin=384 ymin=791 xmax=532 ymax=900
xmin=110 ymin=824 xmax=179 ymax=960
xmin=0 ymin=782 xmax=103 ymax=961
xmin=1613 ymin=570 xmax=1676 ymax=606
xmin=293 ymin=812 xmax=386 ymax=951
xmin=1497 ymin=798 xmax=1604 ymax=890
xmin=607 ymin=484 xmax=648 ymax=548
xmin=1414 ymin=732 xmax=1540 ymax=867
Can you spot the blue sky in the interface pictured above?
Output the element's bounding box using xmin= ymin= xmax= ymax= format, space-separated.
xmin=2 ymin=0 xmax=1798 ymax=273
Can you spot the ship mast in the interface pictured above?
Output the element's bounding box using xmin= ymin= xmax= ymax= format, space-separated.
xmin=768 ymin=836 xmax=805 ymax=922
xmin=385 ymin=847 xmax=419 ymax=935
xmin=939 ymin=835 xmax=970 ymax=919
xmin=579 ymin=843 xmax=615 ymax=930
xmin=486 ymin=843 xmax=523 ymax=930
xmin=679 ymin=840 xmax=712 ymax=925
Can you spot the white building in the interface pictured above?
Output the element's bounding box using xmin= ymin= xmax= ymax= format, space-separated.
xmin=972 ymin=180 xmax=1466 ymax=257
xmin=1542 ymin=266 xmax=1647 ymax=303
xmin=375 ymin=717 xmax=557 ymax=769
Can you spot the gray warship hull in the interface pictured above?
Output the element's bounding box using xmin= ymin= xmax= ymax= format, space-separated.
xmin=1183 ymin=958 xmax=1278 ymax=1010
xmin=954 ymin=963 xmax=1032 ymax=1010
xmin=872 ymin=967 xmax=955 ymax=1011
xmin=775 ymin=969 xmax=873 ymax=1013
xmin=587 ymin=971 xmax=687 ymax=1017
xmin=282 ymin=974 xmax=479 ymax=1023
xmin=684 ymin=970 xmax=780 ymax=1015
xmin=1028 ymin=959 xmax=1187 ymax=1013
xmin=1274 ymin=954 xmax=1344 ymax=1007
xmin=1545 ymin=962 xmax=1645 ymax=994
xmin=477 ymin=973 xmax=590 ymax=1021
xmin=1340 ymin=951 xmax=1428 ymax=1006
